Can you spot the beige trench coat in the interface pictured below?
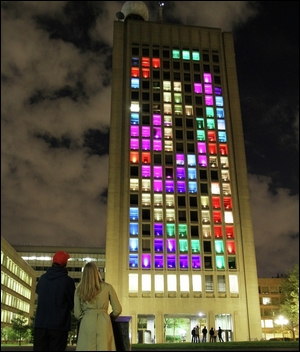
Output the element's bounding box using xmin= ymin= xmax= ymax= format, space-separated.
xmin=74 ymin=282 xmax=122 ymax=351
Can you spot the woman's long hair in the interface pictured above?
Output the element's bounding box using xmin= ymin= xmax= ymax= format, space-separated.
xmin=76 ymin=261 xmax=102 ymax=303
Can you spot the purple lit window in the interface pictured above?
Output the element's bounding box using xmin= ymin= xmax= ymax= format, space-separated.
xmin=205 ymin=95 xmax=214 ymax=106
xmin=166 ymin=239 xmax=176 ymax=252
xmin=130 ymin=138 xmax=139 ymax=150
xmin=165 ymin=180 xmax=174 ymax=193
xmin=154 ymin=180 xmax=163 ymax=192
xmin=153 ymin=114 xmax=162 ymax=126
xmin=204 ymin=84 xmax=212 ymax=94
xmin=198 ymin=155 xmax=207 ymax=167
xmin=176 ymin=167 xmax=185 ymax=179
xmin=142 ymin=139 xmax=150 ymax=150
xmin=176 ymin=154 xmax=185 ymax=165
xmin=153 ymin=140 xmax=162 ymax=151
xmin=153 ymin=166 xmax=162 ymax=178
xmin=191 ymin=255 xmax=201 ymax=269
xmin=197 ymin=142 xmax=206 ymax=154
xmin=142 ymin=126 xmax=151 ymax=138
xmin=167 ymin=255 xmax=176 ymax=268
xmin=155 ymin=255 xmax=164 ymax=268
xmin=130 ymin=125 xmax=139 ymax=137
xmin=142 ymin=254 xmax=151 ymax=269
xmin=203 ymin=73 xmax=212 ymax=83
xmin=194 ymin=83 xmax=202 ymax=94
xmin=166 ymin=168 xmax=173 ymax=178
xmin=153 ymin=127 xmax=162 ymax=139
xmin=142 ymin=165 xmax=151 ymax=177
xmin=177 ymin=181 xmax=186 ymax=193
xmin=154 ymin=223 xmax=163 ymax=236
xmin=215 ymin=86 xmax=222 ymax=95
xmin=154 ymin=239 xmax=164 ymax=252
xmin=180 ymin=255 xmax=189 ymax=269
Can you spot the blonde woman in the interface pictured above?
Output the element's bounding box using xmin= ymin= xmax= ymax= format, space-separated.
xmin=74 ymin=262 xmax=122 ymax=351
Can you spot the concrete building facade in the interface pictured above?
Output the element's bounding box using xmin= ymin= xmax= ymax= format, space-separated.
xmin=105 ymin=1 xmax=262 ymax=344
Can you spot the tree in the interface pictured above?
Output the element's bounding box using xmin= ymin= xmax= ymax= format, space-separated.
xmin=11 ymin=312 xmax=30 ymax=345
xmin=279 ymin=265 xmax=299 ymax=340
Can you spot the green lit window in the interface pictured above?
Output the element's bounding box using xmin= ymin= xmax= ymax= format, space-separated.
xmin=172 ymin=49 xmax=180 ymax=59
xmin=191 ymin=239 xmax=200 ymax=253
xmin=206 ymin=107 xmax=214 ymax=117
xmin=215 ymin=240 xmax=224 ymax=254
xmin=178 ymin=224 xmax=187 ymax=237
xmin=197 ymin=130 xmax=205 ymax=141
xmin=179 ymin=239 xmax=188 ymax=253
xmin=166 ymin=224 xmax=175 ymax=237
xmin=182 ymin=50 xmax=190 ymax=60
xmin=192 ymin=51 xmax=200 ymax=61
xmin=216 ymin=256 xmax=225 ymax=269
xmin=207 ymin=119 xmax=215 ymax=130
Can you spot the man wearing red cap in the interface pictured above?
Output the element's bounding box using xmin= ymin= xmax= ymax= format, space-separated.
xmin=33 ymin=251 xmax=76 ymax=351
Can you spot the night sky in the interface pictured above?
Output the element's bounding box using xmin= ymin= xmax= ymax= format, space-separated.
xmin=1 ymin=1 xmax=299 ymax=277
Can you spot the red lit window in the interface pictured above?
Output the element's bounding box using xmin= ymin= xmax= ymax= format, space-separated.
xmin=219 ymin=144 xmax=228 ymax=155
xmin=142 ymin=152 xmax=150 ymax=164
xmin=142 ymin=68 xmax=150 ymax=78
xmin=209 ymin=144 xmax=217 ymax=154
xmin=226 ymin=226 xmax=234 ymax=238
xmin=214 ymin=226 xmax=223 ymax=238
xmin=227 ymin=241 xmax=236 ymax=254
xmin=213 ymin=211 xmax=222 ymax=223
xmin=223 ymin=197 xmax=232 ymax=209
xmin=130 ymin=152 xmax=139 ymax=163
xmin=152 ymin=58 xmax=160 ymax=68
xmin=212 ymin=197 xmax=221 ymax=209
xmin=207 ymin=131 xmax=216 ymax=142
xmin=131 ymin=67 xmax=139 ymax=77
xmin=142 ymin=57 xmax=150 ymax=67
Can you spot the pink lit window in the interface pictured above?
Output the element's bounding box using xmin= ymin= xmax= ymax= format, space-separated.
xmin=142 ymin=126 xmax=151 ymax=138
xmin=227 ymin=241 xmax=236 ymax=254
xmin=142 ymin=152 xmax=150 ymax=164
xmin=142 ymin=165 xmax=151 ymax=178
xmin=142 ymin=139 xmax=150 ymax=150
xmin=204 ymin=84 xmax=212 ymax=94
xmin=153 ymin=127 xmax=162 ymax=139
xmin=197 ymin=142 xmax=206 ymax=154
xmin=176 ymin=167 xmax=185 ymax=179
xmin=194 ymin=83 xmax=202 ymax=94
xmin=152 ymin=58 xmax=160 ymax=68
xmin=131 ymin=67 xmax=139 ymax=77
xmin=142 ymin=68 xmax=150 ymax=78
xmin=130 ymin=125 xmax=139 ymax=137
xmin=153 ymin=139 xmax=162 ymax=151
xmin=176 ymin=154 xmax=184 ymax=165
xmin=198 ymin=155 xmax=207 ymax=167
xmin=142 ymin=57 xmax=150 ymax=67
xmin=154 ymin=180 xmax=163 ymax=192
xmin=153 ymin=114 xmax=162 ymax=126
xmin=130 ymin=152 xmax=139 ymax=163
xmin=142 ymin=254 xmax=151 ymax=268
xmin=205 ymin=95 xmax=214 ymax=106
xmin=203 ymin=73 xmax=212 ymax=83
xmin=130 ymin=138 xmax=139 ymax=150
xmin=153 ymin=166 xmax=162 ymax=178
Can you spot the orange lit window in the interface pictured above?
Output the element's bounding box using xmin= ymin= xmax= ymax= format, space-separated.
xmin=142 ymin=57 xmax=150 ymax=67
xmin=152 ymin=58 xmax=160 ymax=68
xmin=142 ymin=68 xmax=150 ymax=79
xmin=212 ymin=197 xmax=221 ymax=209
xmin=219 ymin=144 xmax=228 ymax=155
xmin=209 ymin=144 xmax=217 ymax=154
xmin=214 ymin=226 xmax=223 ymax=238
xmin=207 ymin=131 xmax=216 ymax=142
xmin=131 ymin=67 xmax=139 ymax=77
xmin=130 ymin=152 xmax=139 ymax=164
xmin=226 ymin=226 xmax=234 ymax=238
xmin=227 ymin=241 xmax=236 ymax=254
xmin=142 ymin=152 xmax=151 ymax=164
xmin=213 ymin=211 xmax=222 ymax=223
xmin=223 ymin=197 xmax=232 ymax=210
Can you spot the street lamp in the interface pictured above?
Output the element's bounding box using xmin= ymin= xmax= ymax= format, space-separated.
xmin=275 ymin=315 xmax=288 ymax=341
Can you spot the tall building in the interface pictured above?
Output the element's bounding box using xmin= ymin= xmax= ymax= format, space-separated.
xmin=106 ymin=1 xmax=261 ymax=343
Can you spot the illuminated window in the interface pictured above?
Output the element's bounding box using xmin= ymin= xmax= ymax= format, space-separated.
xmin=221 ymin=156 xmax=229 ymax=168
xmin=215 ymin=96 xmax=224 ymax=106
xmin=202 ymin=225 xmax=211 ymax=238
xmin=129 ymin=238 xmax=138 ymax=252
xmin=187 ymin=154 xmax=196 ymax=166
xmin=154 ymin=223 xmax=163 ymax=236
xmin=129 ymin=273 xmax=138 ymax=291
xmin=131 ymin=102 xmax=140 ymax=112
xmin=176 ymin=154 xmax=184 ymax=165
xmin=131 ymin=67 xmax=139 ymax=77
xmin=163 ymin=92 xmax=171 ymax=102
xmin=166 ymin=209 xmax=175 ymax=222
xmin=174 ymin=105 xmax=182 ymax=115
xmin=206 ymin=107 xmax=214 ymax=118
xmin=155 ymin=257 xmax=164 ymax=270
xmin=153 ymin=139 xmax=162 ymax=151
xmin=152 ymin=58 xmax=160 ymax=68
xmin=130 ymin=125 xmax=139 ymax=137
xmin=217 ymin=108 xmax=225 ymax=118
xmin=173 ymin=82 xmax=181 ymax=91
xmin=153 ymin=114 xmax=162 ymax=126
xmin=130 ymin=138 xmax=139 ymax=150
xmin=218 ymin=119 xmax=226 ymax=130
xmin=142 ymin=139 xmax=150 ymax=150
xmin=154 ymin=239 xmax=163 ymax=252
xmin=188 ymin=168 xmax=196 ymax=180
xmin=218 ymin=131 xmax=226 ymax=142
xmin=211 ymin=183 xmax=220 ymax=194
xmin=131 ymin=113 xmax=139 ymax=125
xmin=153 ymin=166 xmax=162 ymax=178
xmin=182 ymin=50 xmax=190 ymax=60
xmin=224 ymin=211 xmax=234 ymax=223
xmin=142 ymin=254 xmax=151 ymax=269
xmin=174 ymin=93 xmax=182 ymax=103
xmin=198 ymin=155 xmax=207 ymax=167
xmin=167 ymin=256 xmax=176 ymax=269
xmin=203 ymin=73 xmax=212 ymax=83
xmin=142 ymin=179 xmax=151 ymax=191
xmin=129 ymin=223 xmax=138 ymax=236
xmin=155 ymin=274 xmax=164 ymax=290
xmin=142 ymin=193 xmax=151 ymax=206
xmin=131 ymin=78 xmax=139 ymax=89
xmin=163 ymin=81 xmax=171 ymax=91
xmin=130 ymin=152 xmax=139 ymax=164
xmin=132 ymin=57 xmax=139 ymax=66
xmin=164 ymin=128 xmax=172 ymax=139
xmin=154 ymin=209 xmax=163 ymax=221
xmin=192 ymin=51 xmax=200 ymax=61
xmin=172 ymin=49 xmax=180 ymax=59
xmin=142 ymin=152 xmax=150 ymax=164
xmin=130 ymin=178 xmax=139 ymax=191
xmin=192 ymin=274 xmax=202 ymax=290
xmin=205 ymin=95 xmax=214 ymax=106
xmin=142 ymin=274 xmax=151 ymax=291
xmin=215 ymin=240 xmax=224 ymax=254
xmin=153 ymin=180 xmax=163 ymax=192
xmin=164 ymin=140 xmax=173 ymax=152
xmin=166 ymin=224 xmax=175 ymax=237
xmin=166 ymin=239 xmax=176 ymax=253
xmin=165 ymin=180 xmax=174 ymax=193
xmin=166 ymin=195 xmax=174 ymax=207
xmin=177 ymin=181 xmax=186 ymax=193
xmin=227 ymin=241 xmax=236 ymax=254
xmin=213 ymin=211 xmax=222 ymax=223
xmin=154 ymin=194 xmax=162 ymax=207
xmin=179 ymin=239 xmax=188 ymax=253
xmin=189 ymin=182 xmax=197 ymax=193
xmin=229 ymin=275 xmax=238 ymax=293
xmin=226 ymin=226 xmax=234 ymax=239
xmin=142 ymin=165 xmax=151 ymax=177
xmin=129 ymin=254 xmax=138 ymax=268
xmin=164 ymin=115 xmax=172 ymax=126
xmin=210 ymin=157 xmax=218 ymax=168
xmin=214 ymin=226 xmax=222 ymax=238
xmin=142 ymin=57 xmax=150 ymax=67
xmin=204 ymin=84 xmax=212 ymax=94
xmin=197 ymin=131 xmax=205 ymax=142
xmin=191 ymin=240 xmax=200 ymax=253
xmin=164 ymin=104 xmax=172 ymax=114
xmin=142 ymin=68 xmax=150 ymax=78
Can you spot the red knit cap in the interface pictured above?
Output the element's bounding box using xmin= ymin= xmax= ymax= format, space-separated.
xmin=52 ymin=251 xmax=70 ymax=266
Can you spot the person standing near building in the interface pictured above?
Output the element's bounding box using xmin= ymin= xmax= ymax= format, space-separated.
xmin=33 ymin=251 xmax=76 ymax=351
xmin=218 ymin=327 xmax=224 ymax=342
xmin=209 ymin=327 xmax=215 ymax=342
xmin=191 ymin=326 xmax=196 ymax=342
xmin=202 ymin=326 xmax=208 ymax=342
xmin=74 ymin=261 xmax=122 ymax=351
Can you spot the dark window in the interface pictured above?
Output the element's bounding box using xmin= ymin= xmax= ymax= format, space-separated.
xmin=163 ymin=71 xmax=170 ymax=80
xmin=178 ymin=210 xmax=186 ymax=221
xmin=190 ymin=197 xmax=197 ymax=207
xmin=195 ymin=97 xmax=202 ymax=105
xmin=203 ymin=64 xmax=210 ymax=72
xmin=130 ymin=194 xmax=138 ymax=205
xmin=132 ymin=47 xmax=139 ymax=55
xmin=142 ymin=92 xmax=149 ymax=101
xmin=142 ymin=48 xmax=149 ymax=56
xmin=228 ymin=257 xmax=236 ymax=269
xmin=142 ymin=81 xmax=150 ymax=89
xmin=176 ymin=143 xmax=184 ymax=152
xmin=174 ymin=72 xmax=181 ymax=80
xmin=193 ymin=64 xmax=200 ymax=72
xmin=186 ymin=119 xmax=193 ymax=128
xmin=187 ymin=143 xmax=195 ymax=153
xmin=175 ymin=118 xmax=182 ymax=127
xmin=213 ymin=66 xmax=220 ymax=74
xmin=214 ymin=76 xmax=221 ymax=84
xmin=186 ymin=131 xmax=194 ymax=140
xmin=142 ymin=104 xmax=149 ymax=113
xmin=154 ymin=154 xmax=161 ymax=164
xmin=184 ymin=73 xmax=191 ymax=81
xmin=173 ymin=62 xmax=180 ymax=70
xmin=153 ymin=71 xmax=160 ymax=79
xmin=183 ymin=63 xmax=190 ymax=71
xmin=200 ymin=183 xmax=208 ymax=194
xmin=184 ymin=84 xmax=191 ymax=93
xmin=142 ymin=115 xmax=150 ymax=125
xmin=194 ymin=73 xmax=201 ymax=81
xmin=176 ymin=130 xmax=183 ymax=139
xmin=190 ymin=211 xmax=198 ymax=222
xmin=142 ymin=239 xmax=151 ymax=252
xmin=191 ymin=225 xmax=199 ymax=237
xmin=131 ymin=91 xmax=139 ymax=100
xmin=153 ymin=49 xmax=160 ymax=57
xmin=163 ymin=61 xmax=170 ymax=69
xmin=163 ymin=50 xmax=170 ymax=58
xmin=203 ymin=54 xmax=210 ymax=62
xmin=185 ymin=95 xmax=192 ymax=104
xmin=142 ymin=209 xmax=150 ymax=221
xmin=199 ymin=170 xmax=207 ymax=180
xmin=211 ymin=170 xmax=219 ymax=181
xmin=196 ymin=107 xmax=203 ymax=115
xmin=142 ymin=223 xmax=151 ymax=236
xmin=178 ymin=196 xmax=186 ymax=207
xmin=165 ymin=155 xmax=173 ymax=165
xmin=204 ymin=256 xmax=213 ymax=269
xmin=130 ymin=166 xmax=138 ymax=177
xmin=212 ymin=55 xmax=219 ymax=63
xmin=203 ymin=241 xmax=211 ymax=252
xmin=153 ymin=93 xmax=160 ymax=101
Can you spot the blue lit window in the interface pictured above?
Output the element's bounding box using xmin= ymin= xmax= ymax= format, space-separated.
xmin=130 ymin=207 xmax=138 ymax=220
xmin=215 ymin=96 xmax=224 ymax=107
xmin=166 ymin=180 xmax=174 ymax=193
xmin=179 ymin=255 xmax=189 ymax=269
xmin=188 ymin=168 xmax=196 ymax=180
xmin=154 ymin=223 xmax=163 ymax=236
xmin=154 ymin=239 xmax=164 ymax=252
xmin=215 ymin=86 xmax=222 ymax=95
xmin=216 ymin=108 xmax=224 ymax=118
xmin=131 ymin=78 xmax=139 ymax=89
xmin=187 ymin=154 xmax=196 ymax=166
xmin=155 ymin=255 xmax=164 ymax=268
xmin=131 ymin=113 xmax=139 ymax=125
xmin=191 ymin=255 xmax=201 ymax=269
xmin=189 ymin=181 xmax=197 ymax=193
xmin=177 ymin=181 xmax=186 ymax=193
xmin=129 ymin=223 xmax=138 ymax=236
xmin=217 ymin=120 xmax=226 ymax=130
xmin=129 ymin=238 xmax=138 ymax=252
xmin=132 ymin=57 xmax=139 ymax=66
xmin=218 ymin=131 xmax=227 ymax=142
xmin=167 ymin=255 xmax=176 ymax=268
xmin=129 ymin=254 xmax=138 ymax=268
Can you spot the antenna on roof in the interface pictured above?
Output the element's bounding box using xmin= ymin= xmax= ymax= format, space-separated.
xmin=158 ymin=2 xmax=164 ymax=23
